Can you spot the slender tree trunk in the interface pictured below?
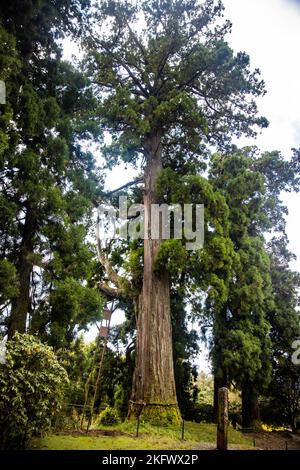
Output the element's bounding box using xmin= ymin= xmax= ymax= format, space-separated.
xmin=213 ymin=308 xmax=228 ymax=422
xmin=7 ymin=206 xmax=36 ymax=339
xmin=242 ymin=384 xmax=260 ymax=428
xmin=217 ymin=387 xmax=229 ymax=451
xmin=129 ymin=133 xmax=180 ymax=424
xmin=213 ymin=375 xmax=227 ymax=423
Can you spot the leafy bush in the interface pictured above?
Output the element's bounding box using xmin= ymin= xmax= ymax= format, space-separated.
xmin=0 ymin=333 xmax=68 ymax=449
xmin=192 ymin=403 xmax=214 ymax=423
xmin=228 ymin=401 xmax=242 ymax=429
xmin=97 ymin=406 xmax=119 ymax=426
xmin=53 ymin=406 xmax=81 ymax=431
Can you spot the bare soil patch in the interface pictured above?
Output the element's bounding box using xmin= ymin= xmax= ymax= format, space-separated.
xmin=253 ymin=430 xmax=300 ymax=450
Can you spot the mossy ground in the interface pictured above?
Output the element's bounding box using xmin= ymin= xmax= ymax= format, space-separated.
xmin=135 ymin=404 xmax=181 ymax=426
xmin=30 ymin=421 xmax=253 ymax=450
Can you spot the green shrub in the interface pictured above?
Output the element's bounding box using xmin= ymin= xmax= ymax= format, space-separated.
xmin=192 ymin=403 xmax=214 ymax=423
xmin=0 ymin=333 xmax=68 ymax=449
xmin=97 ymin=406 xmax=119 ymax=426
xmin=228 ymin=401 xmax=242 ymax=429
xmin=53 ymin=406 xmax=81 ymax=431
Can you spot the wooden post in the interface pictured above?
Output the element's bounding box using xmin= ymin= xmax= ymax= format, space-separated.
xmin=217 ymin=387 xmax=228 ymax=451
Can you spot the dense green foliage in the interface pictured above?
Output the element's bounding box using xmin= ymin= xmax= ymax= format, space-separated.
xmin=0 ymin=0 xmax=104 ymax=344
xmin=208 ymin=148 xmax=300 ymax=425
xmin=97 ymin=406 xmax=120 ymax=426
xmin=84 ymin=0 xmax=268 ymax=164
xmin=264 ymin=237 xmax=300 ymax=430
xmin=0 ymin=333 xmax=68 ymax=449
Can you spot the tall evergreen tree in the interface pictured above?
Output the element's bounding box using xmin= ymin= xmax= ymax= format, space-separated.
xmin=209 ymin=148 xmax=300 ymax=426
xmin=0 ymin=0 xmax=104 ymax=344
xmin=83 ymin=0 xmax=268 ymax=422
xmin=264 ymin=237 xmax=300 ymax=430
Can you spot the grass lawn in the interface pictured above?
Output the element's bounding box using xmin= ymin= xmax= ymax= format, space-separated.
xmin=30 ymin=421 xmax=253 ymax=450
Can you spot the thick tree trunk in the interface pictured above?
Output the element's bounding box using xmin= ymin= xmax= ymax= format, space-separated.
xmin=7 ymin=206 xmax=36 ymax=339
xmin=129 ymin=134 xmax=180 ymax=424
xmin=242 ymin=385 xmax=260 ymax=428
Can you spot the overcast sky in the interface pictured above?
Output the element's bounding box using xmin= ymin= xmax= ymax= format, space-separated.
xmin=222 ymin=0 xmax=300 ymax=271
xmin=64 ymin=1 xmax=300 ymax=368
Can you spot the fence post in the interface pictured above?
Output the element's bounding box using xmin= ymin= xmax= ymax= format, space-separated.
xmin=136 ymin=414 xmax=140 ymax=438
xmin=217 ymin=387 xmax=229 ymax=451
xmin=181 ymin=419 xmax=185 ymax=440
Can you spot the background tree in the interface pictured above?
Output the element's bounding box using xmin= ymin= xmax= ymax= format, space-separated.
xmin=209 ymin=147 xmax=300 ymax=427
xmin=171 ymin=288 xmax=200 ymax=419
xmin=0 ymin=0 xmax=105 ymax=343
xmin=262 ymin=236 xmax=300 ymax=431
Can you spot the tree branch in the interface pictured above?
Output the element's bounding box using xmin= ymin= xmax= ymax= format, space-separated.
xmin=96 ymin=236 xmax=124 ymax=289
xmin=96 ymin=221 xmax=134 ymax=300
xmin=104 ymin=177 xmax=143 ymax=196
xmin=97 ymin=281 xmax=123 ymax=299
xmin=95 ymin=37 xmax=149 ymax=98
xmin=126 ymin=23 xmax=149 ymax=66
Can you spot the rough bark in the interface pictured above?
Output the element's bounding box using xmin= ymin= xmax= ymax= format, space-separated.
xmin=242 ymin=385 xmax=260 ymax=428
xmin=213 ymin=308 xmax=228 ymax=423
xmin=213 ymin=375 xmax=227 ymax=423
xmin=129 ymin=133 xmax=180 ymax=424
xmin=217 ymin=387 xmax=229 ymax=451
xmin=7 ymin=206 xmax=36 ymax=339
